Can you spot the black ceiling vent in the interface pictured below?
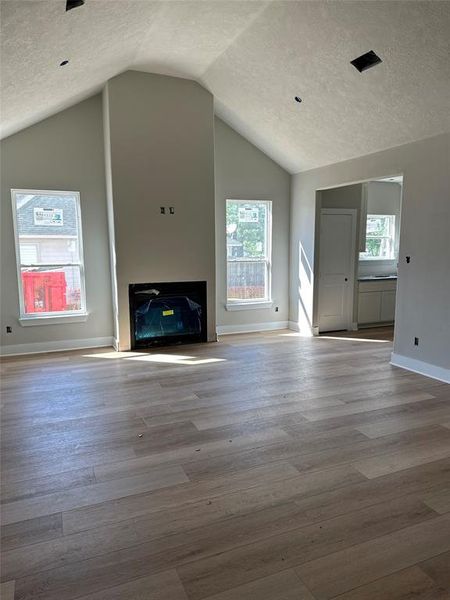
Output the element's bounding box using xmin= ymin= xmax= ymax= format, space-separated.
xmin=350 ymin=50 xmax=382 ymax=73
xmin=66 ymin=0 xmax=85 ymax=11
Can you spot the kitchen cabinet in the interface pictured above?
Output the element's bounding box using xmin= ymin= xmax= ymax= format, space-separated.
xmin=380 ymin=290 xmax=396 ymax=322
xmin=358 ymin=279 xmax=397 ymax=325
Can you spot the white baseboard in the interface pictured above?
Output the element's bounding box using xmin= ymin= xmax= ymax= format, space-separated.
xmin=390 ymin=352 xmax=450 ymax=384
xmin=0 ymin=336 xmax=114 ymax=357
xmin=216 ymin=321 xmax=288 ymax=335
xmin=288 ymin=321 xmax=316 ymax=337
xmin=288 ymin=320 xmax=300 ymax=332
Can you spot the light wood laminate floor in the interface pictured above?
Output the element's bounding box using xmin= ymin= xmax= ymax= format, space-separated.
xmin=1 ymin=329 xmax=449 ymax=600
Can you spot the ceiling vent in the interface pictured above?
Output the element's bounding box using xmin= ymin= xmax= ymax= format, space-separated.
xmin=66 ymin=0 xmax=85 ymax=11
xmin=350 ymin=50 xmax=382 ymax=73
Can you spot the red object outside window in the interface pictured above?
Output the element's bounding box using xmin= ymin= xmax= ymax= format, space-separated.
xmin=22 ymin=271 xmax=67 ymax=313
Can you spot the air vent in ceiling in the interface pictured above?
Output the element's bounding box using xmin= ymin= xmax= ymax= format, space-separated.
xmin=350 ymin=50 xmax=382 ymax=73
xmin=66 ymin=0 xmax=85 ymax=11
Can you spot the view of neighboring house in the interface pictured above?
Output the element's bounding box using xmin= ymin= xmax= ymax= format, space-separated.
xmin=15 ymin=194 xmax=82 ymax=313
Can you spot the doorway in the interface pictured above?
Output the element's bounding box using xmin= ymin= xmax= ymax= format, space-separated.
xmin=314 ymin=176 xmax=403 ymax=336
xmin=317 ymin=209 xmax=357 ymax=332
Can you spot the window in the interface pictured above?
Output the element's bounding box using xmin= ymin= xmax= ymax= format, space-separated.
xmin=360 ymin=214 xmax=396 ymax=260
xmin=11 ymin=190 xmax=86 ymax=320
xmin=226 ymin=200 xmax=272 ymax=304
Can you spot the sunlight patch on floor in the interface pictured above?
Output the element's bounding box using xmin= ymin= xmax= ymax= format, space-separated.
xmin=84 ymin=351 xmax=226 ymax=365
xmin=317 ymin=336 xmax=390 ymax=343
xmin=278 ymin=332 xmax=312 ymax=338
xmin=126 ymin=354 xmax=226 ymax=365
xmin=85 ymin=351 xmax=143 ymax=359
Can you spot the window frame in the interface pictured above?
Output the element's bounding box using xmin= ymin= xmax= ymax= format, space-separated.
xmin=225 ymin=199 xmax=273 ymax=308
xmin=11 ymin=189 xmax=87 ymax=323
xmin=359 ymin=213 xmax=397 ymax=262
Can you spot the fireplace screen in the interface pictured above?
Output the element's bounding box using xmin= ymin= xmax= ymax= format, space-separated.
xmin=129 ymin=281 xmax=207 ymax=348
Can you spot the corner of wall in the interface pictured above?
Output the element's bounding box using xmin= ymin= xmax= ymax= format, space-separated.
xmin=390 ymin=352 xmax=450 ymax=384
xmin=102 ymin=84 xmax=120 ymax=347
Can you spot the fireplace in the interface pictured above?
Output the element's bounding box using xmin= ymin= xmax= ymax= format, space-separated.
xmin=129 ymin=281 xmax=207 ymax=349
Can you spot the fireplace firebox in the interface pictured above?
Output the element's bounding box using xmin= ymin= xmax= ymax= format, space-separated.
xmin=129 ymin=281 xmax=207 ymax=349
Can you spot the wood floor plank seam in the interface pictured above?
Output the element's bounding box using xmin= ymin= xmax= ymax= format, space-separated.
xmin=292 ymin=568 xmax=319 ymax=600
xmin=58 ymin=463 xmax=365 ymax=537
xmin=5 ymin=488 xmax=438 ymax=588
xmin=181 ymin=425 xmax=450 ymax=484
xmin=295 ymin=514 xmax=450 ymax=599
xmin=3 ymin=327 xmax=449 ymax=600
xmin=326 ymin=565 xmax=450 ymax=600
xmin=175 ymin=501 xmax=443 ymax=599
xmin=56 ymin=465 xmax=449 ymax=545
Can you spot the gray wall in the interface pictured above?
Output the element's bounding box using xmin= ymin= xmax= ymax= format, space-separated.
xmin=0 ymin=95 xmax=113 ymax=351
xmin=290 ymin=132 xmax=450 ymax=371
xmin=104 ymin=71 xmax=216 ymax=350
xmin=214 ymin=117 xmax=290 ymax=331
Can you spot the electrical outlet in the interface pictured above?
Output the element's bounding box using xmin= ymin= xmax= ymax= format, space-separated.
xmin=160 ymin=207 xmax=165 ymax=215
xmin=406 ymin=256 xmax=411 ymax=264
xmin=6 ymin=326 xmax=12 ymax=333
xmin=169 ymin=207 xmax=175 ymax=215
xmin=275 ymin=306 xmax=279 ymax=312
xmin=414 ymin=337 xmax=419 ymax=346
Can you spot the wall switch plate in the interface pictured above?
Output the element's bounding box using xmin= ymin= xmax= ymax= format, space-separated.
xmin=414 ymin=337 xmax=419 ymax=346
xmin=160 ymin=207 xmax=165 ymax=214
xmin=169 ymin=207 xmax=175 ymax=214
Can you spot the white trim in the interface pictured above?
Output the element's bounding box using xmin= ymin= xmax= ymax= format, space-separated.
xmin=287 ymin=321 xmax=314 ymax=336
xmin=225 ymin=301 xmax=273 ymax=311
xmin=11 ymin=189 xmax=87 ymax=320
xmin=19 ymin=235 xmax=77 ymax=239
xmin=226 ymin=199 xmax=272 ymax=308
xmin=19 ymin=313 xmax=88 ymax=326
xmin=288 ymin=320 xmax=300 ymax=332
xmin=390 ymin=353 xmax=450 ymax=384
xmin=0 ymin=336 xmax=114 ymax=357
xmin=217 ymin=321 xmax=288 ymax=335
xmin=316 ymin=173 xmax=404 ymax=192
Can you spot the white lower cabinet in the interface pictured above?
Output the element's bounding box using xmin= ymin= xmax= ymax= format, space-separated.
xmin=380 ymin=290 xmax=396 ymax=322
xmin=358 ymin=280 xmax=396 ymax=325
xmin=358 ymin=292 xmax=381 ymax=324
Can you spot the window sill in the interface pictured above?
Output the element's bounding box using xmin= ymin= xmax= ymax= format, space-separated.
xmin=225 ymin=301 xmax=273 ymax=311
xmin=19 ymin=313 xmax=88 ymax=327
xmin=359 ymin=258 xmax=397 ymax=263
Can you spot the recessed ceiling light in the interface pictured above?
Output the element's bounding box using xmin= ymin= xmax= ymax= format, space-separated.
xmin=350 ymin=50 xmax=382 ymax=73
xmin=294 ymin=96 xmax=302 ymax=103
xmin=60 ymin=60 xmax=69 ymax=67
xmin=66 ymin=0 xmax=85 ymax=11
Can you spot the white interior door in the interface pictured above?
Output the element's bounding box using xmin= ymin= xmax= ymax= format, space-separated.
xmin=318 ymin=209 xmax=356 ymax=332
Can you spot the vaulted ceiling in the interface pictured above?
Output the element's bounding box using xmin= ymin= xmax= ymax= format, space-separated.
xmin=2 ymin=0 xmax=450 ymax=172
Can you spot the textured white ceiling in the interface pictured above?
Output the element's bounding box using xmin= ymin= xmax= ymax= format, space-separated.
xmin=1 ymin=0 xmax=450 ymax=172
